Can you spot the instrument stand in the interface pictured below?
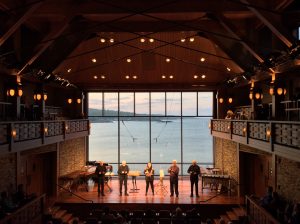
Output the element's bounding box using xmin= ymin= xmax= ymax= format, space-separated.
xmin=129 ymin=176 xmax=140 ymax=193
xmin=105 ymin=176 xmax=113 ymax=193
xmin=154 ymin=177 xmax=168 ymax=196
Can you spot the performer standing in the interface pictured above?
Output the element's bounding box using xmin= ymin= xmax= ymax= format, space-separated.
xmin=144 ymin=162 xmax=155 ymax=196
xmin=95 ymin=161 xmax=106 ymax=197
xmin=117 ymin=160 xmax=129 ymax=196
xmin=187 ymin=160 xmax=201 ymax=197
xmin=168 ymin=160 xmax=179 ymax=197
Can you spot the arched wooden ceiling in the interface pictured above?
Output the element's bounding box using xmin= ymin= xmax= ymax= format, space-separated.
xmin=0 ymin=0 xmax=298 ymax=90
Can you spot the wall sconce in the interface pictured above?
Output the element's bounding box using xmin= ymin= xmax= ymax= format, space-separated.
xmin=227 ymin=125 xmax=231 ymax=130
xmin=243 ymin=127 xmax=247 ymax=133
xmin=44 ymin=127 xmax=48 ymax=134
xmin=6 ymin=83 xmax=23 ymax=97
xmin=269 ymin=86 xmax=274 ymax=95
xmin=228 ymin=97 xmax=233 ymax=104
xmin=249 ymin=92 xmax=253 ymax=100
xmin=255 ymin=92 xmax=263 ymax=100
xmin=34 ymin=90 xmax=47 ymax=101
xmin=266 ymin=129 xmax=271 ymax=139
xmin=218 ymin=98 xmax=224 ymax=104
xmin=11 ymin=129 xmax=17 ymax=138
xmin=277 ymin=87 xmax=283 ymax=95
xmin=67 ymin=98 xmax=72 ymax=104
xmin=76 ymin=98 xmax=82 ymax=104
xmin=65 ymin=125 xmax=69 ymax=130
xmin=7 ymin=88 xmax=15 ymax=97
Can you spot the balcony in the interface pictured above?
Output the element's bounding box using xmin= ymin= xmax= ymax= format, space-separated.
xmin=0 ymin=119 xmax=90 ymax=153
xmin=210 ymin=119 xmax=300 ymax=162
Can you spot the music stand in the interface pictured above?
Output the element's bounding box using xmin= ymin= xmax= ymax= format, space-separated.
xmin=128 ymin=171 xmax=141 ymax=193
xmin=154 ymin=169 xmax=168 ymax=196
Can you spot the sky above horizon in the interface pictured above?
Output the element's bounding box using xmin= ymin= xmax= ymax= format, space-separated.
xmin=88 ymin=91 xmax=213 ymax=116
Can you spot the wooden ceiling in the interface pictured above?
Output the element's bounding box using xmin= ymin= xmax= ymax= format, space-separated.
xmin=0 ymin=0 xmax=298 ymax=90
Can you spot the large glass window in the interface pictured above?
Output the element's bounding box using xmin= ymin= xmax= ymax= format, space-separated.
xmin=150 ymin=92 xmax=165 ymax=116
xmin=88 ymin=91 xmax=213 ymax=175
xmin=120 ymin=117 xmax=150 ymax=163
xmin=166 ymin=92 xmax=181 ymax=116
xmin=119 ymin=92 xmax=134 ymax=115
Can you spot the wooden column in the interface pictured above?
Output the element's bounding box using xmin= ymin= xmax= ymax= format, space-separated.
xmin=36 ymin=99 xmax=45 ymax=120
xmin=271 ymin=94 xmax=282 ymax=120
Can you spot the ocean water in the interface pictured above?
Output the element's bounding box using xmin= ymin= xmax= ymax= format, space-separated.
xmin=89 ymin=117 xmax=213 ymax=175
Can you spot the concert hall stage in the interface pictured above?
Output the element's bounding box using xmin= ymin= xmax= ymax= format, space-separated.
xmin=56 ymin=178 xmax=241 ymax=206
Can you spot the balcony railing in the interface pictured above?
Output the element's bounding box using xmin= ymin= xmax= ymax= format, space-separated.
xmin=0 ymin=119 xmax=89 ymax=153
xmin=0 ymin=194 xmax=45 ymax=224
xmin=211 ymin=119 xmax=300 ymax=159
xmin=245 ymin=195 xmax=280 ymax=224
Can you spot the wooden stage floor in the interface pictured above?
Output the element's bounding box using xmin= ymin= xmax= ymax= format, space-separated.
xmin=56 ymin=178 xmax=241 ymax=205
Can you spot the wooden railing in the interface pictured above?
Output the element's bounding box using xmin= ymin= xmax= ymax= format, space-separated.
xmin=245 ymin=195 xmax=280 ymax=224
xmin=211 ymin=119 xmax=300 ymax=151
xmin=0 ymin=194 xmax=45 ymax=224
xmin=0 ymin=119 xmax=89 ymax=153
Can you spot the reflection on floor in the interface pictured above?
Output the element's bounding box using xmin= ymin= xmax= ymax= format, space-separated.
xmin=56 ymin=178 xmax=242 ymax=205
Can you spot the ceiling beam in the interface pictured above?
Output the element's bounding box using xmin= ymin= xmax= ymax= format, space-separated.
xmin=0 ymin=1 xmax=43 ymax=47
xmin=32 ymin=18 xmax=92 ymax=72
xmin=203 ymin=32 xmax=247 ymax=72
xmin=214 ymin=13 xmax=265 ymax=63
xmin=17 ymin=13 xmax=75 ymax=75
xmin=241 ymin=0 xmax=295 ymax=48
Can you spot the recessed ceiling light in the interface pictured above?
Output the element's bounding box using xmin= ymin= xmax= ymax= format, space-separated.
xmin=101 ymin=75 xmax=106 ymax=79
xmin=91 ymin=58 xmax=97 ymax=63
xmin=180 ymin=38 xmax=186 ymax=42
xmin=166 ymin=58 xmax=171 ymax=63
xmin=193 ymin=75 xmax=198 ymax=79
xmin=125 ymin=75 xmax=130 ymax=79
xmin=67 ymin=68 xmax=72 ymax=73
xmin=201 ymin=74 xmax=206 ymax=79
xmin=126 ymin=58 xmax=132 ymax=63
xmin=133 ymin=75 xmax=137 ymax=79
xmin=140 ymin=38 xmax=145 ymax=43
xmin=227 ymin=67 xmax=231 ymax=71
xmin=169 ymin=75 xmax=174 ymax=79
xmin=93 ymin=75 xmax=98 ymax=79
xmin=100 ymin=38 xmax=106 ymax=43
xmin=189 ymin=37 xmax=195 ymax=42
xmin=200 ymin=57 xmax=205 ymax=62
xmin=149 ymin=38 xmax=154 ymax=43
xmin=162 ymin=75 xmax=166 ymax=79
xmin=109 ymin=38 xmax=114 ymax=43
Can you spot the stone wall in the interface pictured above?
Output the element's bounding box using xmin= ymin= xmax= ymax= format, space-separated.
xmin=59 ymin=137 xmax=86 ymax=176
xmin=277 ymin=156 xmax=300 ymax=201
xmin=214 ymin=137 xmax=238 ymax=194
xmin=0 ymin=153 xmax=16 ymax=194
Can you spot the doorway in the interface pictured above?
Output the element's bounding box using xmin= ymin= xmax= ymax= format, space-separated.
xmin=24 ymin=151 xmax=57 ymax=197
xmin=239 ymin=151 xmax=271 ymax=197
